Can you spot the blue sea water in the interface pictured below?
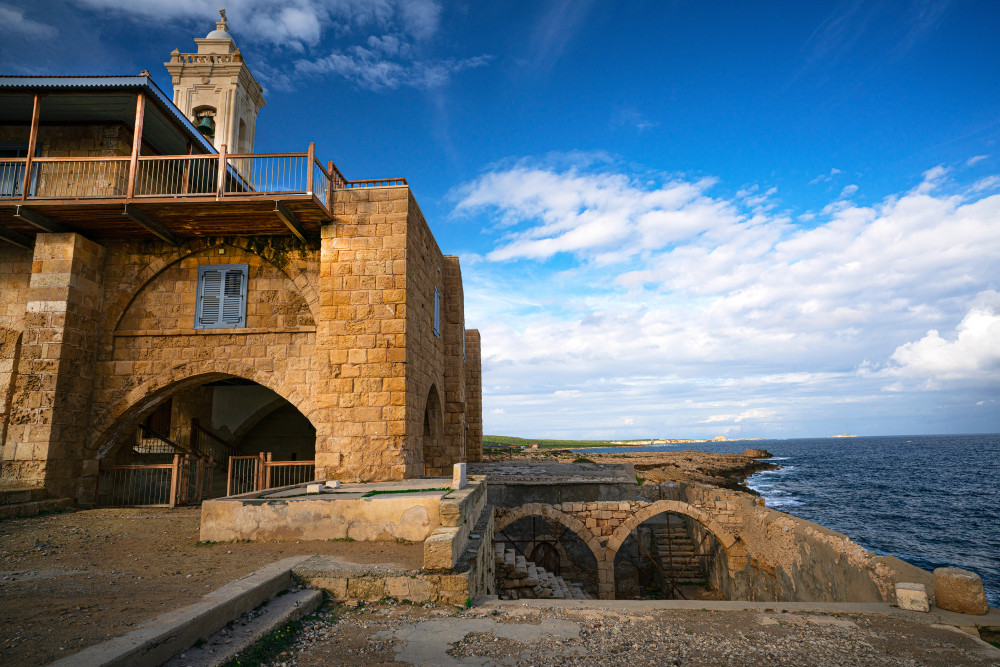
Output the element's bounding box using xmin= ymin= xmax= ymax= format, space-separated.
xmin=574 ymin=434 xmax=1000 ymax=606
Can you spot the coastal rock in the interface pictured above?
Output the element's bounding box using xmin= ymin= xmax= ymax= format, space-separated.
xmin=894 ymin=582 xmax=930 ymax=612
xmin=743 ymin=448 xmax=772 ymax=458
xmin=933 ymin=567 xmax=989 ymax=615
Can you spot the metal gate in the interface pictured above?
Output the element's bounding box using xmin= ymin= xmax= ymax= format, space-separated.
xmin=226 ymin=453 xmax=317 ymax=495
xmin=97 ymin=454 xmax=212 ymax=507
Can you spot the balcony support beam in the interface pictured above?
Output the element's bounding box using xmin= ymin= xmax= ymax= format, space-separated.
xmin=126 ymin=93 xmax=146 ymax=199
xmin=20 ymin=94 xmax=41 ymax=201
xmin=15 ymin=205 xmax=70 ymax=233
xmin=123 ymin=203 xmax=178 ymax=246
xmin=274 ymin=201 xmax=307 ymax=243
xmin=0 ymin=225 xmax=32 ymax=250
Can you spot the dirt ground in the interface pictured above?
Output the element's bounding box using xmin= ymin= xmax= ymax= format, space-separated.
xmin=283 ymin=601 xmax=1000 ymax=666
xmin=0 ymin=507 xmax=422 ymax=665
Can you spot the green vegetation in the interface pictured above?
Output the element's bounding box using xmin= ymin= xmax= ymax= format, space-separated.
xmin=573 ymin=456 xmax=595 ymax=464
xmin=483 ymin=434 xmax=617 ymax=450
xmin=223 ymin=619 xmax=302 ymax=667
xmin=361 ymin=487 xmax=451 ymax=498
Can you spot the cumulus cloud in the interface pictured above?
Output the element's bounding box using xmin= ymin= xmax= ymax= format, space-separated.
xmin=0 ymin=4 xmax=57 ymax=39
xmin=457 ymin=158 xmax=1000 ymax=438
xmin=886 ymin=291 xmax=1000 ymax=383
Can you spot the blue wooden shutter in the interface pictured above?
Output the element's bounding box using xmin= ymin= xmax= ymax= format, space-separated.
xmin=196 ymin=264 xmax=247 ymax=328
xmin=434 ymin=287 xmax=440 ymax=338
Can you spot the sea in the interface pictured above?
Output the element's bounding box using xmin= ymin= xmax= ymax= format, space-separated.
xmin=574 ymin=433 xmax=1000 ymax=606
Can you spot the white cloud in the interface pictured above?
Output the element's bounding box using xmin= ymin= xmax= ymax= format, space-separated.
xmin=0 ymin=4 xmax=57 ymax=39
xmin=809 ymin=167 xmax=842 ymax=185
xmin=457 ymin=158 xmax=1000 ymax=438
xmin=295 ymin=49 xmax=490 ymax=91
xmin=886 ymin=291 xmax=1000 ymax=383
xmin=967 ymin=154 xmax=990 ymax=167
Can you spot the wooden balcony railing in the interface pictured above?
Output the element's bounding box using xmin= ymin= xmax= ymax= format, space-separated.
xmin=0 ymin=144 xmax=407 ymax=208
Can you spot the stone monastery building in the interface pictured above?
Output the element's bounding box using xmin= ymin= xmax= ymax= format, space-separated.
xmin=0 ymin=13 xmax=483 ymax=503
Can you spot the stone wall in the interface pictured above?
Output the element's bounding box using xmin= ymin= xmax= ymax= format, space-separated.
xmin=494 ymin=481 xmax=936 ymax=602
xmin=0 ymin=185 xmax=482 ymax=496
xmin=464 ymin=329 xmax=482 ymax=462
xmin=0 ymin=244 xmax=32 ymax=461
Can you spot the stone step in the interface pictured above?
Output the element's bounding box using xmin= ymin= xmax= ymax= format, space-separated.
xmin=523 ymin=563 xmax=539 ymax=586
xmin=0 ymin=487 xmax=47 ymax=505
xmin=494 ymin=543 xmax=506 ymax=563
xmin=504 ymin=549 xmax=515 ymax=569
xmin=0 ymin=497 xmax=73 ymax=520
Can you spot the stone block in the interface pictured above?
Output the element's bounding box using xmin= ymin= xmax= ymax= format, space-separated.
xmin=895 ymin=582 xmax=929 ymax=612
xmin=452 ymin=462 xmax=467 ymax=490
xmin=934 ymin=567 xmax=989 ymax=615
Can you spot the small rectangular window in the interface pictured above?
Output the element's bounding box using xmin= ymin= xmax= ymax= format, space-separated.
xmin=195 ymin=264 xmax=248 ymax=329
xmin=434 ymin=286 xmax=440 ymax=338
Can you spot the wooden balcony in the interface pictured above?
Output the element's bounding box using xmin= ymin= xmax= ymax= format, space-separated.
xmin=0 ymin=144 xmax=407 ymax=248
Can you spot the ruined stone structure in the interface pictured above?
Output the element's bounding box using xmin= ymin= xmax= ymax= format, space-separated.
xmin=493 ymin=480 xmax=935 ymax=602
xmin=0 ymin=17 xmax=481 ymax=501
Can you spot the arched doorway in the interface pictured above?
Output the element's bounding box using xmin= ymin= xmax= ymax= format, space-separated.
xmin=495 ymin=513 xmax=600 ymax=597
xmin=421 ymin=384 xmax=444 ymax=476
xmin=94 ymin=374 xmax=316 ymax=504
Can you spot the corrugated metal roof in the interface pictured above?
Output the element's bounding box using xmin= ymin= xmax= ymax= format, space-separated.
xmin=0 ymin=74 xmax=216 ymax=154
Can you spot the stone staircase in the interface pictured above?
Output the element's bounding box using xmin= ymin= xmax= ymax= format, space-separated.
xmin=494 ymin=542 xmax=591 ymax=600
xmin=651 ymin=525 xmax=708 ymax=587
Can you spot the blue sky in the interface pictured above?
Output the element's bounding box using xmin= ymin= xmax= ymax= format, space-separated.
xmin=3 ymin=1 xmax=999 ymax=439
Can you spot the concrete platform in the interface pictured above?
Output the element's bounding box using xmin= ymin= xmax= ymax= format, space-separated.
xmin=468 ymin=461 xmax=638 ymax=505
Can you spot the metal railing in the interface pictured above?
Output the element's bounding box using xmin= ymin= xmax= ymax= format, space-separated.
xmin=0 ymin=159 xmax=26 ymax=197
xmin=135 ymin=155 xmax=218 ymax=196
xmin=97 ymin=454 xmax=212 ymax=507
xmin=31 ymin=157 xmax=130 ymax=198
xmin=96 ymin=462 xmax=174 ymax=506
xmin=191 ymin=419 xmax=238 ymax=465
xmin=226 ymin=452 xmax=317 ymax=495
xmin=132 ymin=424 xmax=186 ymax=455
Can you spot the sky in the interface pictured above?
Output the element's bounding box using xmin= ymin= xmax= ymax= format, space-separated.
xmin=2 ymin=0 xmax=999 ymax=440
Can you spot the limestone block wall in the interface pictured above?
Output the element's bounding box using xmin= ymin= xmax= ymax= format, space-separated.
xmin=4 ymin=234 xmax=104 ymax=494
xmin=403 ymin=191 xmax=467 ymax=476
xmin=0 ymin=245 xmax=32 ymax=462
xmin=86 ymin=238 xmax=323 ymax=472
xmin=320 ymin=188 xmax=410 ymax=481
xmin=464 ymin=329 xmax=482 ymax=462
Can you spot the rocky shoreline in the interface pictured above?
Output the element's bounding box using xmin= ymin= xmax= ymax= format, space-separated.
xmin=521 ymin=447 xmax=779 ymax=494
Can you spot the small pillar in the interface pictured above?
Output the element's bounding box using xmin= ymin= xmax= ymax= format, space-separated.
xmin=452 ymin=462 xmax=467 ymax=490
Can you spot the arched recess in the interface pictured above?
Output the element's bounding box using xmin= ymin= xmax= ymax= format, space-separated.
xmin=87 ymin=359 xmax=321 ymax=460
xmin=106 ymin=238 xmax=320 ymax=333
xmin=606 ymin=500 xmax=747 ymax=571
xmin=421 ymin=384 xmax=444 ymax=475
xmin=228 ymin=395 xmax=288 ymax=447
xmin=495 ymin=504 xmax=606 ymax=567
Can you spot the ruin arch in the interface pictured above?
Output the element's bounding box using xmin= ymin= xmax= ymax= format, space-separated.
xmin=87 ymin=359 xmax=321 ymax=460
xmin=606 ymin=500 xmax=746 ymax=572
xmin=107 ymin=237 xmax=319 ymax=332
xmin=495 ymin=503 xmax=606 ymax=566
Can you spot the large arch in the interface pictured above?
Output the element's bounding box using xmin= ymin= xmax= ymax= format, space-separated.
xmin=421 ymin=384 xmax=444 ymax=475
xmin=106 ymin=237 xmax=320 ymax=333
xmin=87 ymin=358 xmax=322 ymax=460
xmin=606 ymin=500 xmax=747 ymax=572
xmin=495 ymin=503 xmax=606 ymax=568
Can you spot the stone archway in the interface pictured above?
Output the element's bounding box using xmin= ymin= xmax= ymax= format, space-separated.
xmin=603 ymin=500 xmax=747 ymax=599
xmin=421 ymin=384 xmax=444 ymax=475
xmin=88 ymin=359 xmax=321 ymax=460
xmin=495 ymin=503 xmax=607 ymax=570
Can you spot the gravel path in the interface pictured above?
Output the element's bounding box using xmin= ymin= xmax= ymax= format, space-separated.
xmin=279 ymin=601 xmax=1000 ymax=667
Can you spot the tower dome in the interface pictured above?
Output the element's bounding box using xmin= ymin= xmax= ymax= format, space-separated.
xmin=205 ymin=9 xmax=233 ymax=41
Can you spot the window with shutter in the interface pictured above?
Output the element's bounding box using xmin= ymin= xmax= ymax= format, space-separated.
xmin=434 ymin=286 xmax=440 ymax=338
xmin=195 ymin=264 xmax=248 ymax=329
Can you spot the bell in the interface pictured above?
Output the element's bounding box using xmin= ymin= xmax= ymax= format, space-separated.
xmin=195 ymin=115 xmax=215 ymax=138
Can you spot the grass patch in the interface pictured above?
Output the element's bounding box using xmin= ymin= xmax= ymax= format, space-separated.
xmin=361 ymin=487 xmax=450 ymax=498
xmin=573 ymin=456 xmax=595 ymax=464
xmin=636 ymin=474 xmax=644 ymax=485
xmin=484 ymin=435 xmax=617 ymax=450
xmin=222 ymin=619 xmax=302 ymax=667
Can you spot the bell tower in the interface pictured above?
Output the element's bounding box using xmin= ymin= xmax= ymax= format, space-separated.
xmin=164 ymin=9 xmax=266 ymax=153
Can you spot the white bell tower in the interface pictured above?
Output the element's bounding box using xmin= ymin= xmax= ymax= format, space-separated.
xmin=164 ymin=9 xmax=266 ymax=153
